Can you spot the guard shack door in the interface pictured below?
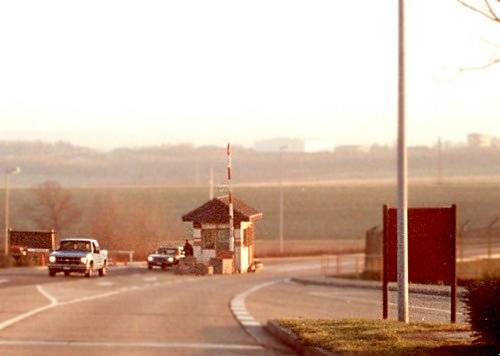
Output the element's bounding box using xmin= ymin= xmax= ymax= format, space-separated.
xmin=244 ymin=226 xmax=255 ymax=266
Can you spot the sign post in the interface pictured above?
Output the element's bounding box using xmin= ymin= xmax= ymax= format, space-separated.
xmin=396 ymin=0 xmax=409 ymax=324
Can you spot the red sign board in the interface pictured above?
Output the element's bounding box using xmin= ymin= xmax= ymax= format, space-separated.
xmin=9 ymin=230 xmax=55 ymax=250
xmin=383 ymin=206 xmax=456 ymax=285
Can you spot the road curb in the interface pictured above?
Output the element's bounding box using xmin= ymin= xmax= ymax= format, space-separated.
xmin=291 ymin=277 xmax=467 ymax=298
xmin=265 ymin=321 xmax=336 ymax=356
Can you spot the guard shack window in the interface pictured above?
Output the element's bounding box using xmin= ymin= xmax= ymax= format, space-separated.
xmin=201 ymin=230 xmax=216 ymax=249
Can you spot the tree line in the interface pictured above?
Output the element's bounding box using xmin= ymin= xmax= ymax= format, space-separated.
xmin=2 ymin=141 xmax=500 ymax=186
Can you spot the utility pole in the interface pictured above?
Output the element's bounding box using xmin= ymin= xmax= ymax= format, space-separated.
xmin=437 ymin=137 xmax=442 ymax=185
xmin=227 ymin=144 xmax=234 ymax=252
xmin=279 ymin=146 xmax=287 ymax=254
xmin=487 ymin=217 xmax=499 ymax=259
xmin=459 ymin=219 xmax=471 ymax=262
xmin=397 ymin=0 xmax=409 ymax=323
xmin=4 ymin=167 xmax=21 ymax=255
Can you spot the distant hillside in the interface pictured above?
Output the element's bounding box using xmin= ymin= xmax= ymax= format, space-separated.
xmin=1 ymin=141 xmax=500 ymax=186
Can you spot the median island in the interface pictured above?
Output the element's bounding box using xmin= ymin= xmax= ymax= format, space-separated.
xmin=269 ymin=318 xmax=495 ymax=355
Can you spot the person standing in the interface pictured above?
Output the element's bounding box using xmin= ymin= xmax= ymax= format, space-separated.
xmin=183 ymin=239 xmax=193 ymax=257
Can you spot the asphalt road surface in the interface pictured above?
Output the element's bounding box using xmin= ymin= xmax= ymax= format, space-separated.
xmin=0 ymin=257 xmax=468 ymax=355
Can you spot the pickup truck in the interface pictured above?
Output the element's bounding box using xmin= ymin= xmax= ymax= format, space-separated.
xmin=48 ymin=238 xmax=108 ymax=277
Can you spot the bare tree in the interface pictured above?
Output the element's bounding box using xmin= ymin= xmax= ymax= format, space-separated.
xmin=25 ymin=181 xmax=81 ymax=234
xmin=89 ymin=193 xmax=119 ymax=249
xmin=457 ymin=0 xmax=500 ymax=69
xmin=88 ymin=192 xmax=172 ymax=258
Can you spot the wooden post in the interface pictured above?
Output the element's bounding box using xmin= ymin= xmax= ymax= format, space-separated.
xmin=383 ymin=205 xmax=389 ymax=319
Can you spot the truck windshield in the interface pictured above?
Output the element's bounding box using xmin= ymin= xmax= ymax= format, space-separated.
xmin=59 ymin=241 xmax=92 ymax=252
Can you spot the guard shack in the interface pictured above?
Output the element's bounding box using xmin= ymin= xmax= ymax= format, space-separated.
xmin=182 ymin=195 xmax=263 ymax=273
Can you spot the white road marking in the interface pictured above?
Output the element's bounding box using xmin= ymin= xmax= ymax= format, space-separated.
xmin=0 ymin=340 xmax=263 ymax=351
xmin=143 ymin=277 xmax=157 ymax=282
xmin=0 ymin=286 xmax=58 ymax=332
xmin=0 ymin=279 xmax=8 ymax=284
xmin=0 ymin=278 xmax=197 ymax=332
xmin=308 ymin=292 xmax=464 ymax=315
xmin=37 ymin=285 xmax=58 ymax=305
xmin=232 ymin=311 xmax=248 ymax=316
xmin=229 ymin=279 xmax=284 ymax=346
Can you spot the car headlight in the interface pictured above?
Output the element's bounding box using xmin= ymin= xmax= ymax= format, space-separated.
xmin=49 ymin=256 xmax=56 ymax=263
xmin=168 ymin=257 xmax=174 ymax=263
xmin=80 ymin=257 xmax=87 ymax=264
xmin=148 ymin=256 xmax=153 ymax=262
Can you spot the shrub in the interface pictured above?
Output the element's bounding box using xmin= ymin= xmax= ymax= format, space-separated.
xmin=463 ymin=277 xmax=500 ymax=349
xmin=13 ymin=255 xmax=38 ymax=267
xmin=0 ymin=254 xmax=14 ymax=268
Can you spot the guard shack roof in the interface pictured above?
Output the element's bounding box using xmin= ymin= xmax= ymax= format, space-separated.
xmin=182 ymin=195 xmax=263 ymax=228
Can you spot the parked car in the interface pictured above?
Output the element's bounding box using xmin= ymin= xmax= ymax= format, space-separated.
xmin=48 ymin=238 xmax=108 ymax=277
xmin=147 ymin=246 xmax=185 ymax=270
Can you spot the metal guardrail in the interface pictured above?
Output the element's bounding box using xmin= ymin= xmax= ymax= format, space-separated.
xmin=108 ymin=250 xmax=135 ymax=265
xmin=321 ymin=253 xmax=365 ymax=276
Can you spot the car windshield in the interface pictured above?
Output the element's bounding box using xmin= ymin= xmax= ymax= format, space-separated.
xmin=156 ymin=248 xmax=177 ymax=255
xmin=58 ymin=241 xmax=92 ymax=252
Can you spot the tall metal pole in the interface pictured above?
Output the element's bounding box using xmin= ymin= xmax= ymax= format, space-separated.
xmin=459 ymin=219 xmax=471 ymax=262
xmin=4 ymin=174 xmax=10 ymax=256
xmin=437 ymin=137 xmax=442 ymax=185
xmin=397 ymin=0 xmax=409 ymax=323
xmin=209 ymin=167 xmax=214 ymax=200
xmin=227 ymin=144 xmax=234 ymax=252
xmin=279 ymin=147 xmax=285 ymax=254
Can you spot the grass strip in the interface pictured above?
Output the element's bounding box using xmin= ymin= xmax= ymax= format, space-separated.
xmin=277 ymin=318 xmax=496 ymax=355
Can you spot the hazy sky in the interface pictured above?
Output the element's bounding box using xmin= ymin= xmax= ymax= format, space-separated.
xmin=0 ymin=0 xmax=499 ymax=149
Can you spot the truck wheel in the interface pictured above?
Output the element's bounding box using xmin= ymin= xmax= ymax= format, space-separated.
xmin=148 ymin=264 xmax=153 ymax=270
xmin=98 ymin=263 xmax=107 ymax=277
xmin=64 ymin=271 xmax=70 ymax=277
xmin=85 ymin=264 xmax=94 ymax=278
xmin=49 ymin=270 xmax=56 ymax=277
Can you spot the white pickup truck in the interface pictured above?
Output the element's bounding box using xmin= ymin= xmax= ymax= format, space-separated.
xmin=48 ymin=238 xmax=108 ymax=277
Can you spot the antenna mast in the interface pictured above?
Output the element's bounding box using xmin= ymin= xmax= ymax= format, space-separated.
xmin=227 ymin=143 xmax=234 ymax=252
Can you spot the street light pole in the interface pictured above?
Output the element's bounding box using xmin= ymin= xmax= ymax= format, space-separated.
xmin=4 ymin=167 xmax=21 ymax=256
xmin=397 ymin=0 xmax=409 ymax=323
xmin=279 ymin=146 xmax=287 ymax=255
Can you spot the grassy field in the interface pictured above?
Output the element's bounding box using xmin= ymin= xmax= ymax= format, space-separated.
xmin=276 ymin=318 xmax=494 ymax=355
xmin=4 ymin=181 xmax=500 ymax=257
xmin=458 ymin=258 xmax=500 ymax=280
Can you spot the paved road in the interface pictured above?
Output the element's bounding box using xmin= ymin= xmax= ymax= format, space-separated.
xmin=0 ymin=258 xmax=468 ymax=355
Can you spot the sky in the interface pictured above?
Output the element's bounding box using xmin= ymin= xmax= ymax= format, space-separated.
xmin=0 ymin=0 xmax=499 ymax=149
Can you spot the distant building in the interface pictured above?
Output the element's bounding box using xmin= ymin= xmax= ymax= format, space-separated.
xmin=334 ymin=145 xmax=370 ymax=155
xmin=303 ymin=140 xmax=333 ymax=153
xmin=468 ymin=133 xmax=494 ymax=148
xmin=254 ymin=138 xmax=304 ymax=152
xmin=254 ymin=138 xmax=332 ymax=153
